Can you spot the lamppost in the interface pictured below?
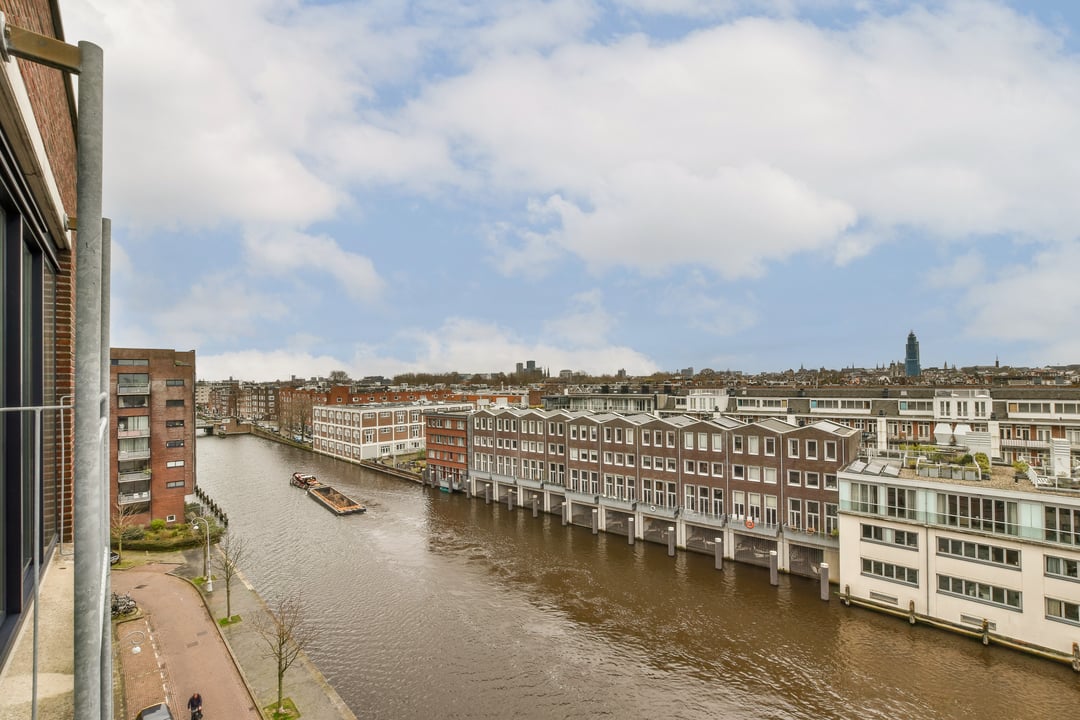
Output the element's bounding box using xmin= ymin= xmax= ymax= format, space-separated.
xmin=191 ymin=516 xmax=213 ymax=592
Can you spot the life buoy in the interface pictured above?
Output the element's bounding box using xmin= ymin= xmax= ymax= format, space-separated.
xmin=807 ymin=527 xmax=816 ymax=535
xmin=745 ymin=518 xmax=755 ymax=529
xmin=649 ymin=505 xmax=657 ymax=512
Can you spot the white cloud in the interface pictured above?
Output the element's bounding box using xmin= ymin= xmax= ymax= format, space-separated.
xmin=658 ymin=278 xmax=758 ymax=336
xmin=380 ymin=2 xmax=1080 ymax=277
xmin=196 ymin=348 xmax=348 ymax=383
xmin=149 ymin=273 xmax=289 ymax=350
xmin=542 ymin=290 xmax=616 ymax=347
xmin=243 ymin=228 xmax=384 ymax=302
xmin=963 ymin=243 xmax=1080 ymax=355
xmin=350 ymin=316 xmax=660 ymax=376
xmin=925 ymin=250 xmax=986 ymax=290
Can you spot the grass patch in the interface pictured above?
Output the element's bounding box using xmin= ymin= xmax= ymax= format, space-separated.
xmin=218 ymin=615 xmax=242 ymax=627
xmin=263 ymin=697 xmax=300 ymax=720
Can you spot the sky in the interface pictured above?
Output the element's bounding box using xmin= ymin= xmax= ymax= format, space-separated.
xmin=60 ymin=0 xmax=1080 ymax=382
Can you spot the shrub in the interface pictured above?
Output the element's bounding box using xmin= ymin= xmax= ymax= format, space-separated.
xmin=149 ymin=519 xmax=166 ymax=532
xmin=121 ymin=526 xmax=145 ymax=541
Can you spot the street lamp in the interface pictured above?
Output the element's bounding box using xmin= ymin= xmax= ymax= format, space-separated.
xmin=191 ymin=516 xmax=213 ymax=592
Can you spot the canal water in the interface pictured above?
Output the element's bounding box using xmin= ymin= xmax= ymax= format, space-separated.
xmin=196 ymin=435 xmax=1079 ymax=719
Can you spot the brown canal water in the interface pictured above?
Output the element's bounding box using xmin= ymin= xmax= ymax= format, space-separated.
xmin=197 ymin=435 xmax=1080 ymax=719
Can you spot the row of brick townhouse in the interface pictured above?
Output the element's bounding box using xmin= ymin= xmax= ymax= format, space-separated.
xmin=311 ymin=402 xmax=474 ymax=463
xmin=435 ymin=407 xmax=859 ymax=577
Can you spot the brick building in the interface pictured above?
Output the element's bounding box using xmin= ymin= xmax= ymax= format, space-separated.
xmin=425 ymin=410 xmax=472 ymax=490
xmin=0 ymin=0 xmax=79 ymax=669
xmin=110 ymin=348 xmax=196 ymax=524
xmin=469 ymin=408 xmax=858 ymax=576
xmin=311 ymin=401 xmax=473 ymax=462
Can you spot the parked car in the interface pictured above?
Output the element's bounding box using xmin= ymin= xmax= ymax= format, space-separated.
xmin=110 ymin=551 xmax=120 ymax=565
xmin=135 ymin=703 xmax=174 ymax=720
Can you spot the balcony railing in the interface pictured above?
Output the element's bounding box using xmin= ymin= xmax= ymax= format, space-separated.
xmin=117 ymin=449 xmax=150 ymax=461
xmin=117 ymin=383 xmax=150 ymax=395
xmin=1000 ymin=438 xmax=1050 ymax=449
xmin=118 ymin=490 xmax=151 ymax=505
xmin=118 ymin=470 xmax=151 ymax=484
xmin=117 ymin=428 xmax=150 ymax=438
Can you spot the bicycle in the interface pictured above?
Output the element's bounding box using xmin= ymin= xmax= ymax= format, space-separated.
xmin=111 ymin=592 xmax=137 ymax=617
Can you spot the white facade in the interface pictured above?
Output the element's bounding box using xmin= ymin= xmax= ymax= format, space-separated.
xmin=312 ymin=402 xmax=473 ymax=462
xmin=838 ymin=463 xmax=1080 ymax=664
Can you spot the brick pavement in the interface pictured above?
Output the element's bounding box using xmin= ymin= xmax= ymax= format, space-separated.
xmin=113 ymin=563 xmax=260 ymax=720
xmin=114 ymin=551 xmax=355 ymax=720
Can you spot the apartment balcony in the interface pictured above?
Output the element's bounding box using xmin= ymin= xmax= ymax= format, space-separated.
xmin=1000 ymin=438 xmax=1050 ymax=449
xmin=117 ymin=383 xmax=150 ymax=395
xmin=118 ymin=490 xmax=151 ymax=505
xmin=117 ymin=428 xmax=150 ymax=439
xmin=117 ymin=449 xmax=150 ymax=461
xmin=680 ymin=509 xmax=727 ymax=529
xmin=118 ymin=470 xmax=151 ymax=484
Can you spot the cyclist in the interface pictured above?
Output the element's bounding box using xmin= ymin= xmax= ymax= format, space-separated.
xmin=187 ymin=692 xmax=203 ymax=720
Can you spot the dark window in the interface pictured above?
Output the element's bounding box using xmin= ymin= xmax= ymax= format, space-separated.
xmin=165 ymin=439 xmax=184 ymax=448
xmin=165 ymin=420 xmax=185 ymax=428
xmin=165 ymin=379 xmax=184 ymax=386
xmin=165 ymin=480 xmax=184 ymax=488
xmin=111 ymin=358 xmax=148 ymax=366
xmin=165 ymin=399 xmax=184 ymax=407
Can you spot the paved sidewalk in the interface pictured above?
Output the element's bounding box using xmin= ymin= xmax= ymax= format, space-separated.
xmin=171 ymin=548 xmax=357 ymax=720
xmin=115 ymin=552 xmax=355 ymax=720
xmin=113 ymin=563 xmax=260 ymax=720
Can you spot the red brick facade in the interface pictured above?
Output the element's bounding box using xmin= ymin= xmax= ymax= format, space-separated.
xmin=111 ymin=348 xmax=196 ymax=524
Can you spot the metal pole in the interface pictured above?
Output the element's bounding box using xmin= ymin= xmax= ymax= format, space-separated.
xmin=32 ymin=410 xmax=42 ymax=720
xmin=99 ymin=218 xmax=112 ymax=706
xmin=770 ymin=550 xmax=779 ymax=586
xmin=485 ymin=485 xmax=490 ymax=504
xmin=819 ymin=562 xmax=830 ymax=601
xmin=532 ymin=497 xmax=538 ymax=518
xmin=73 ymin=39 xmax=106 ymax=720
xmin=592 ymin=509 xmax=598 ymax=535
xmin=628 ymin=517 xmax=635 ymax=545
xmin=507 ymin=489 xmax=513 ymax=510
xmin=667 ymin=526 xmax=675 ymax=557
xmin=561 ymin=502 xmax=568 ymax=526
xmin=714 ymin=537 xmax=723 ymax=570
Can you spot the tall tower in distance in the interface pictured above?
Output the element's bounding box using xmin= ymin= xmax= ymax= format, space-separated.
xmin=905 ymin=331 xmax=921 ymax=377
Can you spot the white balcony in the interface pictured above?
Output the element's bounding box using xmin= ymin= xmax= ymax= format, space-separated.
xmin=117 ymin=449 xmax=150 ymax=461
xmin=1000 ymin=438 xmax=1050 ymax=449
xmin=118 ymin=491 xmax=151 ymax=505
xmin=118 ymin=470 xmax=151 ymax=483
xmin=117 ymin=383 xmax=150 ymax=395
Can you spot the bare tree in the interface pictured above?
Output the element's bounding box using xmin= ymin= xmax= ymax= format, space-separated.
xmin=215 ymin=531 xmax=246 ymax=620
xmin=253 ymin=591 xmax=318 ymax=714
xmin=111 ymin=500 xmax=144 ymax=562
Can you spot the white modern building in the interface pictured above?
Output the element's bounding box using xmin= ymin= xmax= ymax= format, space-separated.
xmin=312 ymin=402 xmax=473 ymax=462
xmin=838 ymin=459 xmax=1080 ymax=668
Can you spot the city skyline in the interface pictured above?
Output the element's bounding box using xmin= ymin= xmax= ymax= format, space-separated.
xmin=64 ymin=1 xmax=1080 ymax=381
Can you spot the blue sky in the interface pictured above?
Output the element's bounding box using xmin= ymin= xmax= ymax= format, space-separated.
xmin=63 ymin=1 xmax=1080 ymax=381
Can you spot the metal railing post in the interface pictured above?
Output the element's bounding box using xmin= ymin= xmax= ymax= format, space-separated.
xmin=72 ymin=39 xmax=106 ymax=720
